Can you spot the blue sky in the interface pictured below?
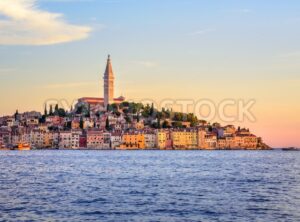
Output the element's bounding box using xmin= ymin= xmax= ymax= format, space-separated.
xmin=0 ymin=0 xmax=300 ymax=147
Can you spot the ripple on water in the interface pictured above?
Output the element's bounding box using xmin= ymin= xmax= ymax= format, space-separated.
xmin=0 ymin=150 xmax=299 ymax=221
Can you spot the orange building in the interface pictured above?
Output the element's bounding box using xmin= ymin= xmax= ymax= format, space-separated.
xmin=119 ymin=132 xmax=145 ymax=149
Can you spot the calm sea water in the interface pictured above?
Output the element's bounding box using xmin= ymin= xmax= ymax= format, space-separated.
xmin=0 ymin=150 xmax=299 ymax=222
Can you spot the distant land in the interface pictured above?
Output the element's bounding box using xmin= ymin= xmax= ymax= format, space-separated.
xmin=0 ymin=56 xmax=270 ymax=151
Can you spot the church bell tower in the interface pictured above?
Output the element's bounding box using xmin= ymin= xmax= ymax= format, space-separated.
xmin=103 ymin=55 xmax=114 ymax=107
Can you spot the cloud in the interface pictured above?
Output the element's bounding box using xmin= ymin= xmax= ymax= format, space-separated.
xmin=227 ymin=9 xmax=253 ymax=14
xmin=188 ymin=28 xmax=216 ymax=36
xmin=0 ymin=68 xmax=16 ymax=72
xmin=0 ymin=68 xmax=17 ymax=76
xmin=43 ymin=81 xmax=96 ymax=89
xmin=0 ymin=0 xmax=92 ymax=45
xmin=40 ymin=0 xmax=95 ymax=2
xmin=236 ymin=9 xmax=252 ymax=13
xmin=132 ymin=60 xmax=159 ymax=68
xmin=277 ymin=51 xmax=300 ymax=59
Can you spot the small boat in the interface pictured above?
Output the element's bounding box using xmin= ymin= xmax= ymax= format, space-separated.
xmin=282 ymin=147 xmax=300 ymax=151
xmin=18 ymin=143 xmax=31 ymax=151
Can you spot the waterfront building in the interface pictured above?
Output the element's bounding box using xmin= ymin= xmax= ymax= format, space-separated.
xmin=156 ymin=130 xmax=167 ymax=149
xmin=44 ymin=132 xmax=54 ymax=148
xmin=236 ymin=134 xmax=258 ymax=149
xmin=111 ymin=132 xmax=122 ymax=149
xmin=172 ymin=129 xmax=197 ymax=149
xmin=144 ymin=132 xmax=156 ymax=149
xmin=103 ymin=132 xmax=111 ymax=149
xmin=204 ymin=133 xmax=217 ymax=149
xmin=59 ymin=131 xmax=72 ymax=149
xmin=58 ymin=130 xmax=82 ymax=149
xmin=79 ymin=134 xmax=87 ymax=148
xmin=0 ymin=130 xmax=11 ymax=147
xmin=71 ymin=130 xmax=82 ymax=149
xmin=30 ymin=130 xmax=45 ymax=148
xmin=225 ymin=136 xmax=236 ymax=149
xmin=120 ymin=132 xmax=145 ymax=149
xmin=217 ymin=138 xmax=226 ymax=149
xmin=197 ymin=128 xmax=206 ymax=149
xmin=86 ymin=129 xmax=104 ymax=149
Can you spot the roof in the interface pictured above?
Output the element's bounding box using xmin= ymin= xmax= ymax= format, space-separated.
xmin=78 ymin=97 xmax=125 ymax=105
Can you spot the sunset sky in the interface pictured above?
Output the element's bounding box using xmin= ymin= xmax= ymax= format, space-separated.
xmin=0 ymin=0 xmax=299 ymax=148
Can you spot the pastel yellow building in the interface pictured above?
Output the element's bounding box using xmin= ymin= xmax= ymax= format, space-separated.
xmin=156 ymin=130 xmax=167 ymax=149
xmin=217 ymin=138 xmax=226 ymax=149
xmin=43 ymin=132 xmax=53 ymax=148
xmin=241 ymin=135 xmax=258 ymax=149
xmin=172 ymin=129 xmax=197 ymax=149
xmin=197 ymin=129 xmax=206 ymax=149
xmin=120 ymin=133 xmax=145 ymax=149
xmin=225 ymin=136 xmax=236 ymax=149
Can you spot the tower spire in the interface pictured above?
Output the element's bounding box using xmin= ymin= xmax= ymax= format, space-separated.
xmin=103 ymin=55 xmax=114 ymax=107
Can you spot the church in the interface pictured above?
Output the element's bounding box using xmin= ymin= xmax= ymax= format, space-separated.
xmin=77 ymin=55 xmax=125 ymax=110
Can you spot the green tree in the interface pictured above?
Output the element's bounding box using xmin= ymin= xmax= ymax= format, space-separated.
xmin=44 ymin=105 xmax=48 ymax=116
xmin=49 ymin=105 xmax=54 ymax=116
xmin=105 ymin=117 xmax=110 ymax=131
xmin=157 ymin=118 xmax=161 ymax=129
xmin=76 ymin=105 xmax=83 ymax=114
xmin=67 ymin=121 xmax=72 ymax=129
xmin=95 ymin=111 xmax=101 ymax=118
xmin=173 ymin=112 xmax=184 ymax=121
xmin=123 ymin=108 xmax=129 ymax=115
xmin=172 ymin=121 xmax=183 ymax=128
xmin=162 ymin=120 xmax=170 ymax=128
xmin=150 ymin=103 xmax=154 ymax=116
xmin=57 ymin=108 xmax=66 ymax=117
xmin=55 ymin=104 xmax=59 ymax=113
xmin=80 ymin=117 xmax=84 ymax=129
xmin=39 ymin=115 xmax=46 ymax=124
xmin=121 ymin=101 xmax=130 ymax=107
xmin=142 ymin=104 xmax=151 ymax=118
xmin=14 ymin=109 xmax=19 ymax=121
xmin=187 ymin=113 xmax=198 ymax=127
xmin=111 ymin=103 xmax=118 ymax=111
xmin=125 ymin=116 xmax=131 ymax=123
xmin=86 ymin=104 xmax=91 ymax=118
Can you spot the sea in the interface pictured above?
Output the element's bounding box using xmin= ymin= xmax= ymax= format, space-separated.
xmin=0 ymin=150 xmax=299 ymax=222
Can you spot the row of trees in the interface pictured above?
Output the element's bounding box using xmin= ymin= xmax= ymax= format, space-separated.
xmin=113 ymin=102 xmax=199 ymax=129
xmin=44 ymin=104 xmax=67 ymax=118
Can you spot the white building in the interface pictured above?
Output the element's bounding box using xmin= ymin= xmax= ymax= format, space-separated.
xmin=87 ymin=130 xmax=104 ymax=149
xmin=103 ymin=132 xmax=111 ymax=149
xmin=59 ymin=131 xmax=72 ymax=149
xmin=30 ymin=130 xmax=45 ymax=148
xmin=111 ymin=132 xmax=122 ymax=149
xmin=144 ymin=133 xmax=156 ymax=149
